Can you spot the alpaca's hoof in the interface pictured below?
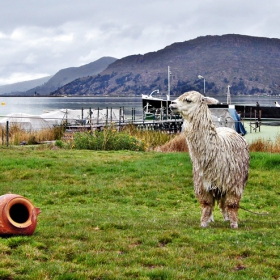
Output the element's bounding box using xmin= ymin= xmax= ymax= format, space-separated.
xmin=208 ymin=215 xmax=214 ymax=222
xmin=230 ymin=223 xmax=238 ymax=229
xmin=201 ymin=222 xmax=209 ymax=228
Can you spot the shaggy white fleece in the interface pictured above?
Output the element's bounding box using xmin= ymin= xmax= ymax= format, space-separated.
xmin=170 ymin=91 xmax=250 ymax=228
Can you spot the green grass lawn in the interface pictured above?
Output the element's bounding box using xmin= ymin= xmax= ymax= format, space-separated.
xmin=0 ymin=147 xmax=279 ymax=280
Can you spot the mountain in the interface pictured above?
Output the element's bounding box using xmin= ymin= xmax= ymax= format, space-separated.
xmin=0 ymin=76 xmax=52 ymax=95
xmin=23 ymin=56 xmax=117 ymax=96
xmin=51 ymin=34 xmax=280 ymax=97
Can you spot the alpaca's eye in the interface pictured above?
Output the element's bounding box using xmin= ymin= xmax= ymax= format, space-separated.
xmin=185 ymin=98 xmax=192 ymax=103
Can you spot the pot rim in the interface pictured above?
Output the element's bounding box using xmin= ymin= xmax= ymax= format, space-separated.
xmin=5 ymin=197 xmax=34 ymax=228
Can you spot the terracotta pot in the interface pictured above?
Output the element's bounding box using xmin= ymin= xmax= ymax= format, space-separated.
xmin=0 ymin=194 xmax=41 ymax=236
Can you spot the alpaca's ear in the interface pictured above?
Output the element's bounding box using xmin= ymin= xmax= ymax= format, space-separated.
xmin=201 ymin=96 xmax=219 ymax=105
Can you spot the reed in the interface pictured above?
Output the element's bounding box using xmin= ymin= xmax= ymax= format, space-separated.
xmin=154 ymin=133 xmax=280 ymax=153
xmin=0 ymin=124 xmax=65 ymax=145
xmin=2 ymin=121 xmax=280 ymax=154
xmin=155 ymin=133 xmax=188 ymax=152
xmin=122 ymin=124 xmax=176 ymax=150
xmin=249 ymin=135 xmax=280 ymax=153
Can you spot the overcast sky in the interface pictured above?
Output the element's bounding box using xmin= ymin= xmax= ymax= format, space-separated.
xmin=1 ymin=0 xmax=280 ymax=85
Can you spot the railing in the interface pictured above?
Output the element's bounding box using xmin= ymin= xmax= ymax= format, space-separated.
xmin=0 ymin=107 xmax=183 ymax=146
xmin=2 ymin=106 xmax=279 ymax=146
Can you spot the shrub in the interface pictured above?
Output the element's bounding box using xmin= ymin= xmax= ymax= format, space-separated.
xmin=155 ymin=133 xmax=188 ymax=152
xmin=0 ymin=123 xmax=65 ymax=145
xmin=55 ymin=140 xmax=64 ymax=148
xmin=122 ymin=124 xmax=176 ymax=150
xmin=73 ymin=127 xmax=146 ymax=151
xmin=249 ymin=136 xmax=280 ymax=153
xmin=249 ymin=139 xmax=267 ymax=152
xmin=53 ymin=125 xmax=66 ymax=140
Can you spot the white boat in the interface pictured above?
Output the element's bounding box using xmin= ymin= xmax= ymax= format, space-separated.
xmin=142 ymin=67 xmax=176 ymax=120
xmin=142 ymin=90 xmax=167 ymax=101
xmin=142 ymin=92 xmax=174 ymax=120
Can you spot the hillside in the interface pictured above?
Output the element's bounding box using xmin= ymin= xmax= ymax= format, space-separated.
xmin=51 ymin=34 xmax=280 ymax=97
xmin=24 ymin=56 xmax=117 ymax=96
xmin=0 ymin=76 xmax=52 ymax=95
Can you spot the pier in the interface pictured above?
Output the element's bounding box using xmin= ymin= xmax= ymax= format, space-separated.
xmin=61 ymin=107 xmax=183 ymax=134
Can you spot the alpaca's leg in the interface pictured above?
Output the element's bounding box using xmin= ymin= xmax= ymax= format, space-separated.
xmin=218 ymin=196 xmax=229 ymax=221
xmin=224 ymin=193 xmax=241 ymax=229
xmin=193 ymin=174 xmax=215 ymax=227
xmin=197 ymin=191 xmax=214 ymax=228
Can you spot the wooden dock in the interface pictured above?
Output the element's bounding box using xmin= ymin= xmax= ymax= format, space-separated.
xmin=65 ymin=118 xmax=183 ymax=132
xmin=62 ymin=118 xmax=183 ymax=140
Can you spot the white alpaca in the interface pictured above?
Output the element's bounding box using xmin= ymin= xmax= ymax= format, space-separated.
xmin=170 ymin=91 xmax=250 ymax=228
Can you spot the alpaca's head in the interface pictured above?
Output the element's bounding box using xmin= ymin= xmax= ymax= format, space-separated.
xmin=169 ymin=91 xmax=219 ymax=119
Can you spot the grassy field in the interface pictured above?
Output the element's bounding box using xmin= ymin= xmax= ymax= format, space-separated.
xmin=0 ymin=147 xmax=279 ymax=279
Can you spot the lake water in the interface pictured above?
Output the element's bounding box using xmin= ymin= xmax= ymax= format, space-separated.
xmin=0 ymin=95 xmax=279 ymax=117
xmin=0 ymin=96 xmax=143 ymax=117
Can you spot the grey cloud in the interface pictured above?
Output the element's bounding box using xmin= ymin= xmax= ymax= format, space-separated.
xmin=1 ymin=0 xmax=280 ymax=85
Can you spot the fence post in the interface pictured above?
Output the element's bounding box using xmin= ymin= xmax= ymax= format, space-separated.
xmin=119 ymin=107 xmax=121 ymax=131
xmin=89 ymin=108 xmax=92 ymax=130
xmin=6 ymin=121 xmax=9 ymax=146
xmin=106 ymin=107 xmax=108 ymax=125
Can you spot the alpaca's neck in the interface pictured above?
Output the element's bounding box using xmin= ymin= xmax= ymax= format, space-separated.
xmin=183 ymin=106 xmax=218 ymax=156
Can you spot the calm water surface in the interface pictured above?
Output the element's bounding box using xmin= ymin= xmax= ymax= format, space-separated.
xmin=0 ymin=96 xmax=142 ymax=117
xmin=0 ymin=95 xmax=279 ymax=117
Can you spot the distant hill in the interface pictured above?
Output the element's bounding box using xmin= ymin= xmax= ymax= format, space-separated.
xmin=0 ymin=76 xmax=52 ymax=95
xmin=51 ymin=34 xmax=280 ymax=97
xmin=23 ymin=56 xmax=117 ymax=96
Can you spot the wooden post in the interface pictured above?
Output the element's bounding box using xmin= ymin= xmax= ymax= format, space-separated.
xmin=249 ymin=107 xmax=252 ymax=133
xmin=119 ymin=107 xmax=121 ymax=131
xmin=106 ymin=107 xmax=108 ymax=125
xmin=132 ymin=108 xmax=134 ymax=122
xmin=258 ymin=110 xmax=262 ymax=132
xmin=6 ymin=121 xmax=9 ymax=146
xmin=133 ymin=108 xmax=135 ymax=122
xmin=89 ymin=108 xmax=92 ymax=130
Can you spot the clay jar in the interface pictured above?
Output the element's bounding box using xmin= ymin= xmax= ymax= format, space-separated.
xmin=0 ymin=194 xmax=41 ymax=236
